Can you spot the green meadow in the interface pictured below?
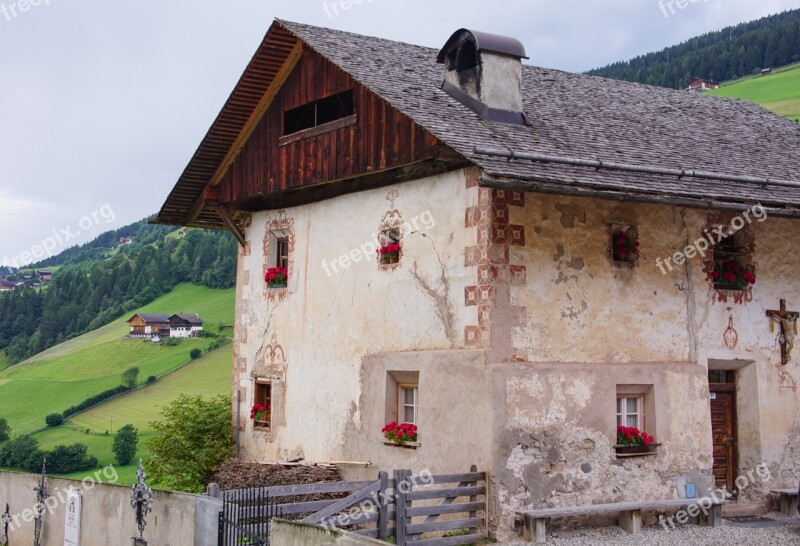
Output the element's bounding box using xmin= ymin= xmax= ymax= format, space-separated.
xmin=0 ymin=283 xmax=234 ymax=436
xmin=707 ymin=63 xmax=800 ymax=122
xmin=31 ymin=343 xmax=232 ymax=484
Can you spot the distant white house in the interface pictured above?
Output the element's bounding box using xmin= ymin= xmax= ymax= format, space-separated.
xmin=168 ymin=314 xmax=204 ymax=338
xmin=127 ymin=313 xmax=204 ymax=339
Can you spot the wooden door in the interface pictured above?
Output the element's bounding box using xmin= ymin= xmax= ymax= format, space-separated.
xmin=709 ymin=383 xmax=737 ymax=491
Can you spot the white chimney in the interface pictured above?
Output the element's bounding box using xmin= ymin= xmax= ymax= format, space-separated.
xmin=437 ymin=29 xmax=527 ymax=125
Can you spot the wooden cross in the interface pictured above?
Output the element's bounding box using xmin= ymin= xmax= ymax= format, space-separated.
xmin=767 ymin=299 xmax=799 ymax=365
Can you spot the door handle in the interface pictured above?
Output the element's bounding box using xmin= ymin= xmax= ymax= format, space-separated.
xmin=727 ymin=437 xmax=734 ymax=446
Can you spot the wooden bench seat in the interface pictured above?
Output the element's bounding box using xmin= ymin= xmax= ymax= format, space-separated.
xmin=770 ymin=488 xmax=799 ymax=516
xmin=517 ymin=497 xmax=728 ymax=543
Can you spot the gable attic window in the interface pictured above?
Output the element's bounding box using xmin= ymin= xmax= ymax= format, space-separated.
xmin=279 ymin=90 xmax=356 ymax=145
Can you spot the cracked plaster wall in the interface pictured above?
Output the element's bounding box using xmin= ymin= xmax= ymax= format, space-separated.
xmin=233 ymin=168 xmax=476 ymax=462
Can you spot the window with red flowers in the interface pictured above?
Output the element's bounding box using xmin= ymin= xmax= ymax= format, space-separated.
xmin=384 ymin=371 xmax=419 ymax=444
xmin=615 ymin=384 xmax=656 ymax=451
xmin=253 ymin=380 xmax=272 ymax=430
xmin=377 ymin=228 xmax=402 ymax=267
xmin=711 ymin=231 xmax=755 ymax=291
xmin=611 ymin=225 xmax=639 ymax=265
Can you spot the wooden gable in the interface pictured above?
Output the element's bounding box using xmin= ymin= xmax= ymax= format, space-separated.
xmin=215 ymin=48 xmax=465 ymax=211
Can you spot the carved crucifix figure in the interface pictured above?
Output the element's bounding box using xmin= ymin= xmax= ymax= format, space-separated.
xmin=767 ymin=299 xmax=799 ymax=365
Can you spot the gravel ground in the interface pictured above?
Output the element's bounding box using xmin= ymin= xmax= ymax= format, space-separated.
xmin=502 ymin=512 xmax=800 ymax=545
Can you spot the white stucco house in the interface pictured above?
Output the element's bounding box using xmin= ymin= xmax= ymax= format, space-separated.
xmin=153 ymin=20 xmax=800 ymax=540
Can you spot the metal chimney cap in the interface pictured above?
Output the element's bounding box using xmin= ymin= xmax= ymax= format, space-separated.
xmin=437 ymin=28 xmax=528 ymax=64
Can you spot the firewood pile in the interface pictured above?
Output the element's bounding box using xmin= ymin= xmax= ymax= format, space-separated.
xmin=211 ymin=458 xmax=343 ymax=503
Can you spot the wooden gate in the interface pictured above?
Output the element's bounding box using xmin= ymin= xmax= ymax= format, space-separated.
xmin=210 ymin=466 xmax=486 ymax=545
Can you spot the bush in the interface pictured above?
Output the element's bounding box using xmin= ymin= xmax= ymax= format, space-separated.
xmin=146 ymin=375 xmax=157 ymax=384
xmin=47 ymin=443 xmax=98 ymax=473
xmin=0 ymin=435 xmax=45 ymax=472
xmin=148 ymin=394 xmax=234 ymax=493
xmin=63 ymin=385 xmax=131 ymax=418
xmin=189 ymin=348 xmax=202 ymax=360
xmin=121 ymin=366 xmax=139 ymax=389
xmin=112 ymin=424 xmax=138 ymax=466
xmin=0 ymin=418 xmax=9 ymax=443
xmin=160 ymin=337 xmax=181 ymax=347
xmin=45 ymin=413 xmax=64 ymax=427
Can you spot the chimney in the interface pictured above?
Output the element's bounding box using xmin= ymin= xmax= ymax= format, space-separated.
xmin=437 ymin=29 xmax=527 ymax=125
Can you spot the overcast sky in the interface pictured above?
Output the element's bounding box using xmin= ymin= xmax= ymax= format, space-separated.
xmin=2 ymin=0 xmax=799 ymax=266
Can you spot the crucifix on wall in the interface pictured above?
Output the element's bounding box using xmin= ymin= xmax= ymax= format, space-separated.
xmin=767 ymin=299 xmax=799 ymax=366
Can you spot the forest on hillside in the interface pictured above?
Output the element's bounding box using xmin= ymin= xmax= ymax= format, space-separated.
xmin=0 ymin=220 xmax=236 ymax=364
xmin=587 ymin=9 xmax=800 ymax=88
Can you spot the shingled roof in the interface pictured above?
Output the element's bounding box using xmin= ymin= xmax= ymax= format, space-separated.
xmin=155 ymin=19 xmax=800 ymax=225
xmin=278 ymin=20 xmax=800 ymax=216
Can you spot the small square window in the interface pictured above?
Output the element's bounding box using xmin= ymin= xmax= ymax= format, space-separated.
xmin=616 ymin=395 xmax=643 ymax=430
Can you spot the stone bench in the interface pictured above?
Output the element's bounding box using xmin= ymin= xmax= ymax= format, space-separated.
xmin=517 ymin=497 xmax=728 ymax=544
xmin=770 ymin=488 xmax=799 ymax=516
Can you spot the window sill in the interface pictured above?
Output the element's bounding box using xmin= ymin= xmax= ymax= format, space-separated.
xmin=614 ymin=443 xmax=659 ymax=458
xmin=279 ymin=114 xmax=358 ymax=147
xmin=382 ymin=439 xmax=420 ymax=449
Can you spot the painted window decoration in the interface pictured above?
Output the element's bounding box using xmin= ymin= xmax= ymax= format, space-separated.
xmin=710 ymin=231 xmax=755 ymax=291
xmin=377 ymin=228 xmax=402 ymax=266
xmin=265 ymin=232 xmax=290 ymax=289
xmin=251 ymin=381 xmax=272 ymax=430
xmin=611 ymin=225 xmax=639 ymax=265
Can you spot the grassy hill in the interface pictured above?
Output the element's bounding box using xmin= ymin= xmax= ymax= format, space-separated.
xmin=707 ymin=63 xmax=800 ymax=122
xmin=32 ymin=343 xmax=232 ymax=483
xmin=0 ymin=283 xmax=234 ymax=436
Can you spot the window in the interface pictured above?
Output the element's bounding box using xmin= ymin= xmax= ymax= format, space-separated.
xmin=385 ymin=370 xmax=419 ymax=425
xmin=254 ymin=380 xmax=272 ymax=429
xmin=283 ymin=90 xmax=354 ymax=136
xmin=398 ymin=385 xmax=418 ymax=424
xmin=611 ymin=224 xmax=639 ymax=265
xmin=276 ymin=237 xmax=289 ymax=270
xmin=616 ymin=395 xmax=643 ymax=430
xmin=712 ymin=230 xmax=751 ymax=290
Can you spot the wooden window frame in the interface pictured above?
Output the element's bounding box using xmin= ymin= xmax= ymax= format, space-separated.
xmin=276 ymin=237 xmax=289 ymax=270
xmin=254 ymin=380 xmax=272 ymax=430
xmin=398 ymin=384 xmax=418 ymax=425
xmin=616 ymin=394 xmax=644 ymax=431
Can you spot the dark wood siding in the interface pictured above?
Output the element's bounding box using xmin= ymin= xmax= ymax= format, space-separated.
xmin=218 ymin=49 xmax=440 ymax=205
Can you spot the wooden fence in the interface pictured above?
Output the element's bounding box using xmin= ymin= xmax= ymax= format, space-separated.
xmin=208 ymin=466 xmax=486 ymax=546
